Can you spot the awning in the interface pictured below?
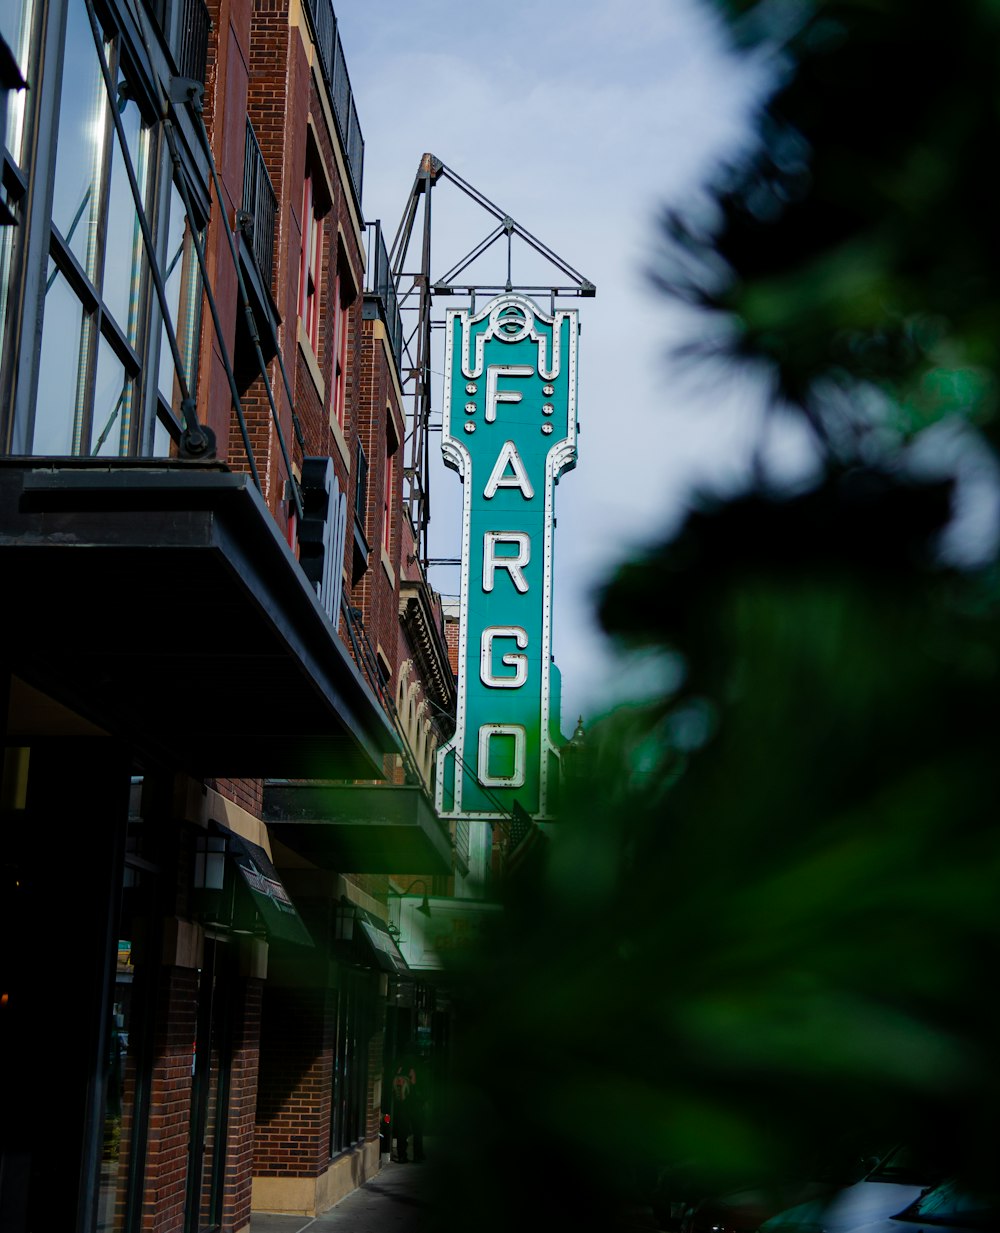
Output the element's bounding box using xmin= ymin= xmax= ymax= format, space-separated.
xmin=228 ymin=833 xmax=314 ymax=948
xmin=263 ymin=781 xmax=459 ymax=875
xmin=354 ymin=908 xmax=410 ymax=976
xmin=0 ymin=459 xmax=399 ymax=778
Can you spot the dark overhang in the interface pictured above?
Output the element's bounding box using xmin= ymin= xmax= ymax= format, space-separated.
xmin=0 ymin=459 xmax=399 ymax=778
xmin=262 ymin=781 xmax=457 ymax=875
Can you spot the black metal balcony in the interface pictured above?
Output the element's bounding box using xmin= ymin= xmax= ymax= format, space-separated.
xmin=176 ymin=0 xmax=209 ymax=83
xmin=300 ymin=0 xmax=365 ymax=206
xmin=363 ymin=221 xmax=402 ymax=368
xmin=144 ymin=0 xmax=210 ymax=83
xmin=241 ymin=117 xmax=277 ymax=290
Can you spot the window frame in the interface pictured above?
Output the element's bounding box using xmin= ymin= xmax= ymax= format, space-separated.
xmin=382 ymin=412 xmax=398 ymax=554
xmin=330 ymin=257 xmax=349 ymax=429
xmin=298 ymin=166 xmax=323 ymax=354
xmin=2 ymin=0 xmax=210 ymax=459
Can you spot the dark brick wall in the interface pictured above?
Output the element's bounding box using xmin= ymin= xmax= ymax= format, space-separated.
xmin=141 ymin=967 xmax=197 ymax=1233
xmin=223 ymin=976 xmax=265 ymax=1231
xmin=254 ymin=987 xmax=333 ymax=1177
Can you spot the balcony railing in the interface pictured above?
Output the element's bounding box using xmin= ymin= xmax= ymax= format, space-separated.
xmin=176 ymin=0 xmax=209 ymax=83
xmin=364 ymin=221 xmax=401 ymax=367
xmin=144 ymin=0 xmax=210 ymax=83
xmin=299 ymin=0 xmax=365 ymax=205
xmin=241 ymin=117 xmax=277 ymax=290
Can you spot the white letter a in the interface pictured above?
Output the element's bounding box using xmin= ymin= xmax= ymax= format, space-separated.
xmin=484 ymin=440 xmax=534 ymax=500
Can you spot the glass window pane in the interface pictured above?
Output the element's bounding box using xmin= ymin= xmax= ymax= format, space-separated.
xmin=98 ymin=798 xmax=157 ymax=1233
xmin=1 ymin=0 xmax=34 ymax=164
xmin=158 ymin=185 xmax=202 ymax=410
xmin=34 ymin=262 xmax=87 ymax=454
xmin=91 ymin=332 xmax=131 ymax=455
xmin=51 ymin=1 xmax=108 ymax=279
xmin=153 ymin=413 xmax=173 ymax=457
xmin=103 ymin=90 xmax=149 ymax=344
xmin=0 ymin=217 xmax=15 ymax=363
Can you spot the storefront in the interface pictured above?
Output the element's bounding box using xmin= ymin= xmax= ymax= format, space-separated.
xmin=0 ymin=459 xmax=398 ymax=1232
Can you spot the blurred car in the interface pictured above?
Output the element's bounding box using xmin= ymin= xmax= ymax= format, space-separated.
xmin=648 ymin=1158 xmax=705 ymax=1230
xmin=678 ymin=1139 xmax=893 ymax=1233
xmin=873 ymin=1178 xmax=1000 ymax=1233
xmin=759 ymin=1144 xmax=949 ymax=1233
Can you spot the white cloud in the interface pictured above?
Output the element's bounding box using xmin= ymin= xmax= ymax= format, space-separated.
xmin=336 ymin=0 xmax=771 ymax=724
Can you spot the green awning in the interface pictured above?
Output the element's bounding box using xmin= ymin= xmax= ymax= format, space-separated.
xmin=355 ymin=908 xmax=410 ymax=976
xmin=228 ymin=833 xmax=314 ymax=949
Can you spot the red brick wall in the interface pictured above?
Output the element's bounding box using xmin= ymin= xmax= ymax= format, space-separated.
xmin=246 ymin=7 xmax=369 ymax=582
xmin=141 ymin=968 xmax=197 ymax=1233
xmin=445 ymin=613 xmax=460 ymax=676
xmin=254 ymin=987 xmax=333 ymax=1177
xmin=209 ymin=776 xmax=263 ymax=817
xmin=222 ymin=976 xmax=265 ymax=1231
xmin=344 ymin=319 xmax=406 ymax=721
xmin=198 ymin=0 xmax=251 ymax=465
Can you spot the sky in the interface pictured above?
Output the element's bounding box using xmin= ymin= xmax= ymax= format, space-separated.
xmin=335 ymin=0 xmax=783 ymax=728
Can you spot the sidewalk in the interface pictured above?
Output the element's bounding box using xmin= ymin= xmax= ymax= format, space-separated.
xmin=249 ymin=1159 xmax=436 ymax=1233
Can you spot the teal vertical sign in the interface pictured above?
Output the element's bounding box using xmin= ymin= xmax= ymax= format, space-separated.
xmin=435 ymin=294 xmax=578 ymax=822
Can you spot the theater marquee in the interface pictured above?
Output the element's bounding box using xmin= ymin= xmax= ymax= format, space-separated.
xmin=435 ymin=294 xmax=578 ymax=823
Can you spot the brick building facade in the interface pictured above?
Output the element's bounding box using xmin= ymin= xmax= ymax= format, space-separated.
xmin=0 ymin=2 xmax=458 ymax=1231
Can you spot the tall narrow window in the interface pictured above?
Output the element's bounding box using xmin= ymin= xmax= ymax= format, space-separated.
xmin=3 ymin=0 xmax=210 ymax=458
xmin=31 ymin=3 xmax=152 ymax=457
xmin=383 ymin=417 xmax=398 ymax=553
xmin=330 ymin=258 xmax=349 ymax=429
xmin=354 ymin=440 xmax=368 ymax=529
xmin=157 ymin=181 xmax=203 ymax=451
xmin=0 ymin=0 xmax=34 ymax=366
xmin=298 ymin=168 xmax=322 ymax=353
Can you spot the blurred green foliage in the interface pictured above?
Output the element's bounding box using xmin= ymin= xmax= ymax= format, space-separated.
xmin=422 ymin=3 xmax=1000 ymax=1229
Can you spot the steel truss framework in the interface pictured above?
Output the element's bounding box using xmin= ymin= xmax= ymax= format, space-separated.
xmin=385 ymin=153 xmax=595 ymax=574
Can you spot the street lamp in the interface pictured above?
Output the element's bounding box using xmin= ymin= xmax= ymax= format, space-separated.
xmin=389 ymin=879 xmax=433 ymax=918
xmin=560 ymin=715 xmax=587 ymax=787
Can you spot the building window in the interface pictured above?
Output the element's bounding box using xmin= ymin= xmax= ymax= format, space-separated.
xmin=383 ymin=416 xmax=397 ymax=553
xmin=0 ymin=0 xmax=34 ymax=360
xmin=297 ymin=142 xmax=330 ymax=360
xmin=97 ymin=779 xmax=161 ymax=1233
xmin=33 ymin=2 xmax=153 ymax=456
xmin=354 ymin=439 xmax=368 ymax=529
xmin=330 ymin=968 xmax=374 ymax=1156
xmin=330 ymin=253 xmax=350 ymax=429
xmin=156 ymin=180 xmax=203 ymax=450
xmin=298 ymin=166 xmax=322 ymax=353
xmin=4 ymin=0 xmax=205 ymax=457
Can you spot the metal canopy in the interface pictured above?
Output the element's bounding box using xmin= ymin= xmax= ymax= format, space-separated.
xmin=262 ymin=781 xmax=457 ymax=874
xmin=0 ymin=459 xmax=399 ymax=778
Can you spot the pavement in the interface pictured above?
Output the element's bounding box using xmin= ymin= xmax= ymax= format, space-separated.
xmin=249 ymin=1158 xmax=436 ymax=1233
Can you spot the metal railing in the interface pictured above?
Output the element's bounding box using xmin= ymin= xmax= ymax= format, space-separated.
xmin=241 ymin=117 xmax=277 ymax=289
xmin=176 ymin=0 xmax=210 ymax=83
xmin=364 ymin=221 xmax=402 ymax=367
xmin=299 ymin=0 xmax=365 ymax=205
xmin=145 ymin=0 xmax=210 ymax=83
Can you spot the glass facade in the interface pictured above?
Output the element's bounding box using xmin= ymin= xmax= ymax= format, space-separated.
xmin=97 ymin=785 xmax=160 ymax=1233
xmin=0 ymin=0 xmax=204 ymax=457
xmin=330 ymin=967 xmax=376 ymax=1156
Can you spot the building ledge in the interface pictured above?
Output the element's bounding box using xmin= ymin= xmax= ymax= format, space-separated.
xmin=262 ymin=781 xmax=455 ymax=874
xmin=0 ymin=458 xmax=398 ymax=777
xmin=399 ymin=579 xmax=456 ymax=720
